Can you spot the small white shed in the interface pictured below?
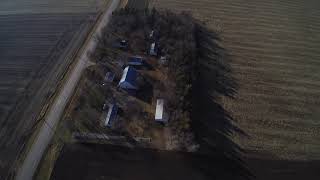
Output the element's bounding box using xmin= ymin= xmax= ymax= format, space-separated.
xmin=149 ymin=42 xmax=158 ymax=56
xmin=155 ymin=99 xmax=169 ymax=123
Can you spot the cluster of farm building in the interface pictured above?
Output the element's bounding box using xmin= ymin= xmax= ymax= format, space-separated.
xmin=71 ymin=9 xmax=199 ymax=150
xmin=99 ymin=30 xmax=169 ymax=131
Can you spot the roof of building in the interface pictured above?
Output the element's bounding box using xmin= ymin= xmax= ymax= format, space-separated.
xmin=155 ymin=99 xmax=164 ymax=121
xmin=149 ymin=30 xmax=154 ymax=39
xmin=128 ymin=56 xmax=143 ymax=65
xmin=112 ymin=39 xmax=128 ymax=49
xmin=150 ymin=42 xmax=157 ymax=55
xmin=119 ymin=66 xmax=137 ymax=87
xmin=105 ymin=103 xmax=118 ymax=127
xmin=151 ymin=42 xmax=156 ymax=50
xmin=104 ymin=72 xmax=115 ymax=82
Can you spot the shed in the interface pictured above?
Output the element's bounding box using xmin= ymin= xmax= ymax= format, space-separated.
xmin=155 ymin=99 xmax=168 ymax=123
xmin=128 ymin=56 xmax=144 ymax=66
xmin=104 ymin=103 xmax=118 ymax=127
xmin=149 ymin=42 xmax=158 ymax=56
xmin=118 ymin=66 xmax=138 ymax=90
xmin=159 ymin=56 xmax=168 ymax=65
xmin=149 ymin=30 xmax=154 ymax=39
xmin=103 ymin=72 xmax=115 ymax=84
xmin=113 ymin=39 xmax=128 ymax=50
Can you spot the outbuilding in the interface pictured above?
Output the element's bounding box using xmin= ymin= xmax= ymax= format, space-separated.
xmin=149 ymin=42 xmax=158 ymax=56
xmin=155 ymin=99 xmax=169 ymax=123
xmin=118 ymin=66 xmax=138 ymax=90
xmin=128 ymin=56 xmax=144 ymax=66
xmin=104 ymin=103 xmax=118 ymax=127
xmin=113 ymin=39 xmax=128 ymax=50
xmin=103 ymin=72 xmax=115 ymax=85
xmin=159 ymin=56 xmax=168 ymax=65
xmin=149 ymin=30 xmax=154 ymax=39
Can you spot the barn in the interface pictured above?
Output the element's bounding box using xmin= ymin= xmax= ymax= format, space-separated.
xmin=118 ymin=66 xmax=138 ymax=90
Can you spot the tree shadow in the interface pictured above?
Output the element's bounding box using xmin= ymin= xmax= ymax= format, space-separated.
xmin=190 ymin=24 xmax=253 ymax=179
xmin=142 ymin=61 xmax=155 ymax=71
xmin=136 ymin=76 xmax=154 ymax=104
xmin=51 ymin=143 xmax=320 ymax=180
xmin=50 ymin=143 xmax=250 ymax=180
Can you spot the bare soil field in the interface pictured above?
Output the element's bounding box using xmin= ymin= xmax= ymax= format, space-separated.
xmin=126 ymin=0 xmax=149 ymax=9
xmin=0 ymin=0 xmax=104 ymax=15
xmin=150 ymin=0 xmax=320 ymax=160
xmin=0 ymin=0 xmax=105 ymax=178
xmin=149 ymin=0 xmax=320 ymax=179
xmin=0 ymin=13 xmax=94 ymax=178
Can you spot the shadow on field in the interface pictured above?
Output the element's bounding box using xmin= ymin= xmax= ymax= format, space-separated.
xmin=50 ymin=143 xmax=246 ymax=180
xmin=50 ymin=144 xmax=320 ymax=180
xmin=136 ymin=78 xmax=154 ymax=104
xmin=246 ymin=155 xmax=320 ymax=180
xmin=191 ymin=24 xmax=253 ymax=179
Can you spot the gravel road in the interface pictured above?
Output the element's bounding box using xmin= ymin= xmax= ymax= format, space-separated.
xmin=15 ymin=0 xmax=120 ymax=179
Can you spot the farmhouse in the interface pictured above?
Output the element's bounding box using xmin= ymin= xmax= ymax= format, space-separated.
xmin=118 ymin=66 xmax=138 ymax=90
xmin=155 ymin=99 xmax=169 ymax=123
xmin=149 ymin=42 xmax=158 ymax=56
xmin=104 ymin=103 xmax=118 ymax=127
xmin=128 ymin=56 xmax=144 ymax=66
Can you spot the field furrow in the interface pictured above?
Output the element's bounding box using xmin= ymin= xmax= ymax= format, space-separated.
xmin=151 ymin=0 xmax=320 ymax=161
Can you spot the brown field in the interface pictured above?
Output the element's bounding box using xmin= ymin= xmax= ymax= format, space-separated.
xmin=150 ymin=0 xmax=320 ymax=161
xmin=0 ymin=0 xmax=107 ymax=178
xmin=45 ymin=1 xmax=320 ymax=179
xmin=126 ymin=0 xmax=149 ymax=9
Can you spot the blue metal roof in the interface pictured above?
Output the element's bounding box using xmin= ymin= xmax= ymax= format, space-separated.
xmin=128 ymin=56 xmax=143 ymax=64
xmin=119 ymin=66 xmax=138 ymax=87
xmin=104 ymin=72 xmax=115 ymax=82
